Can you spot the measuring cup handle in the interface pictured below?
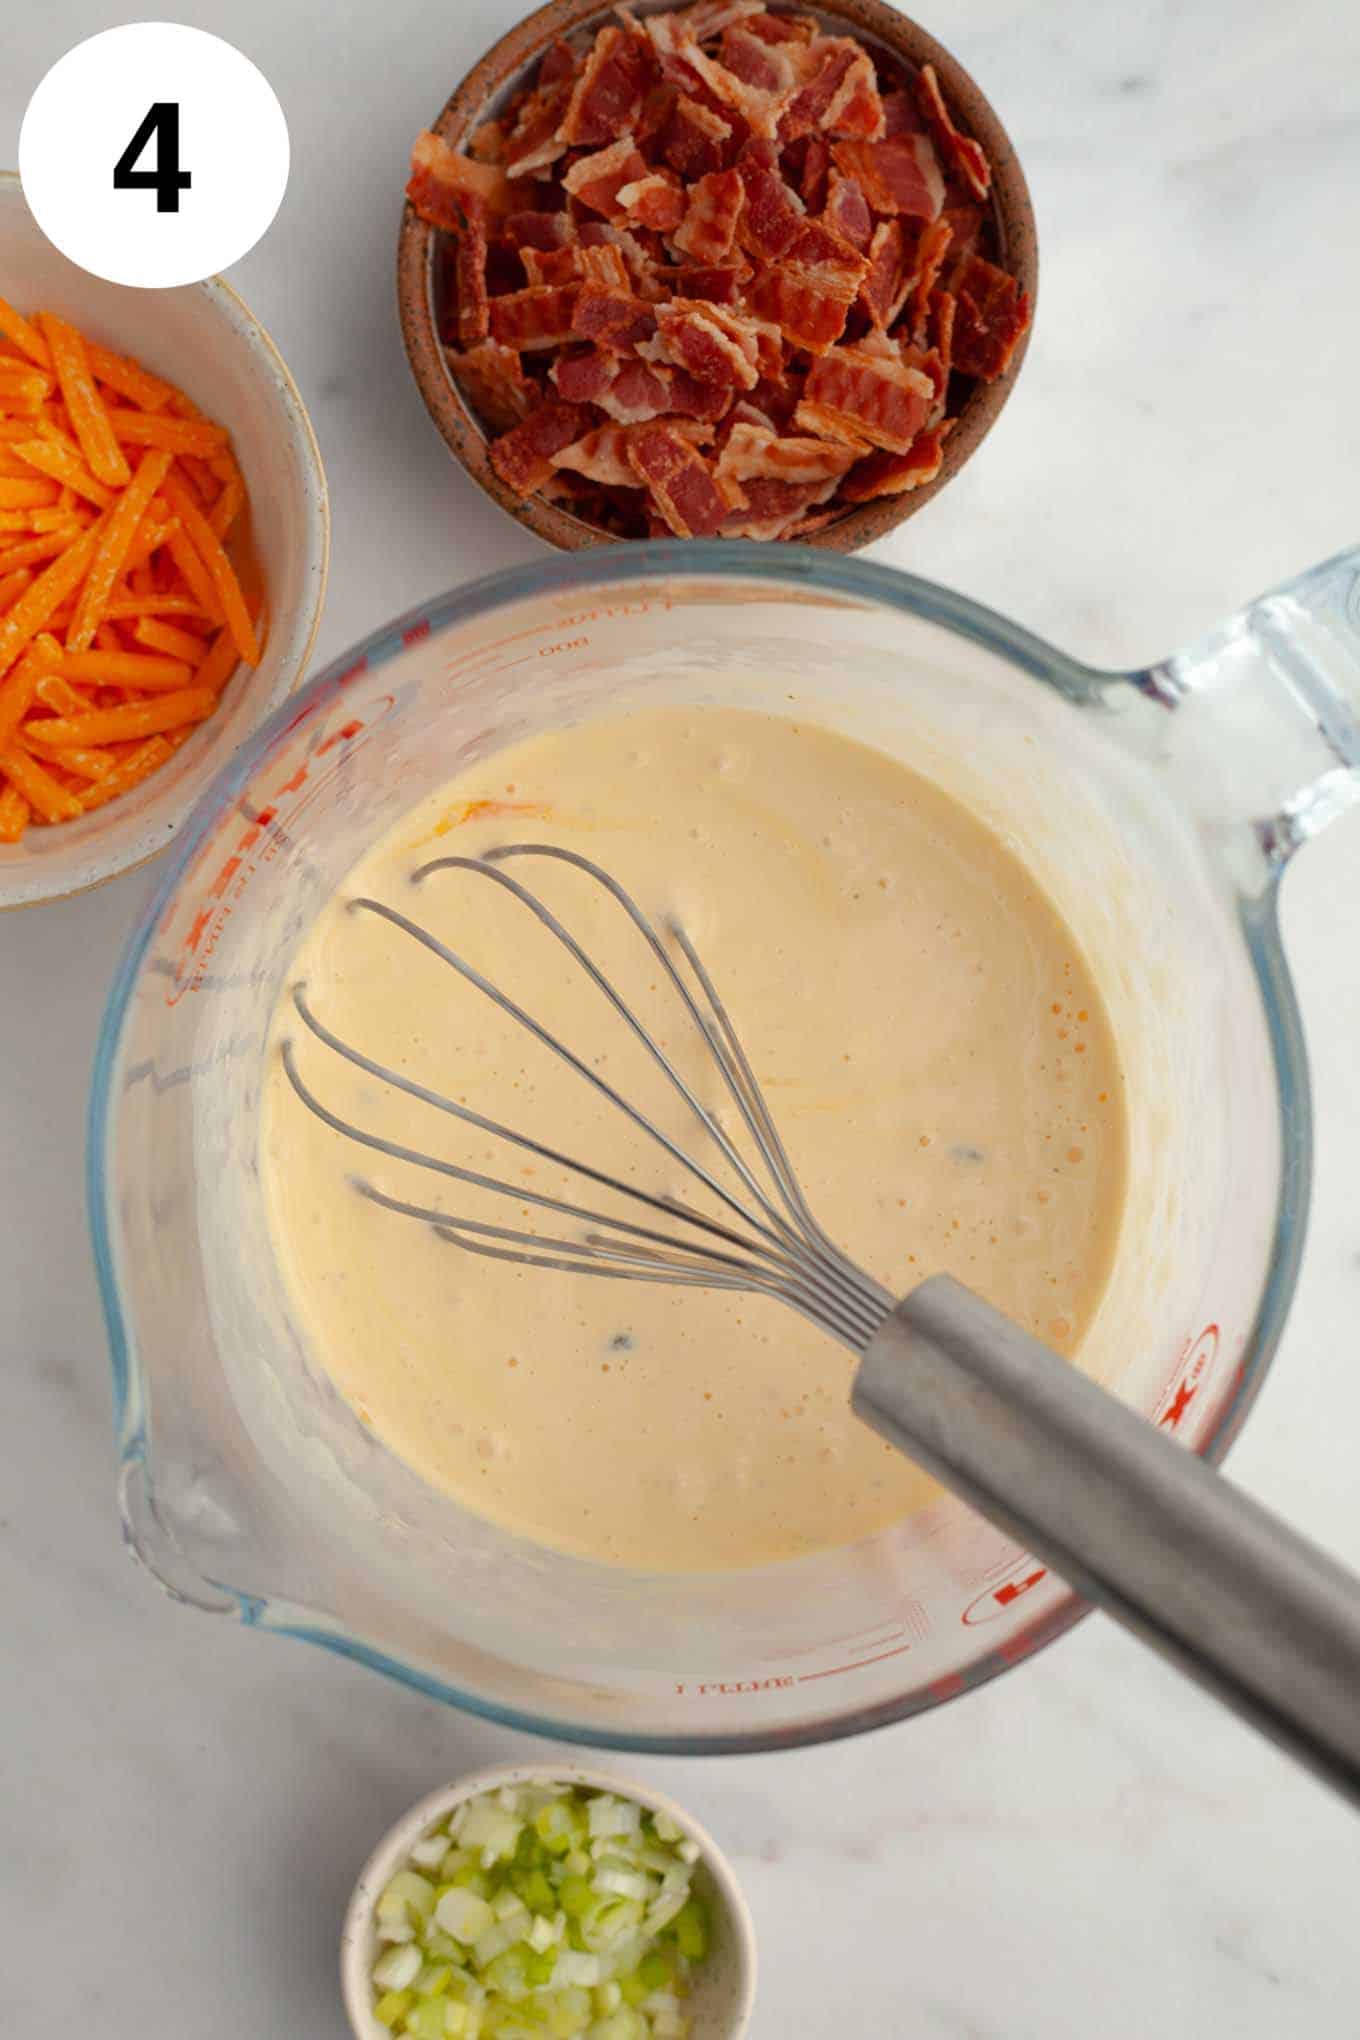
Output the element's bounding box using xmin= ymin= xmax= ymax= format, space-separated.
xmin=1131 ymin=544 xmax=1360 ymax=862
xmin=854 ymin=1276 xmax=1360 ymax=1809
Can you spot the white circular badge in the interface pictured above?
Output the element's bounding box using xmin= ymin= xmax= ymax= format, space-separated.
xmin=19 ymin=23 xmax=290 ymax=289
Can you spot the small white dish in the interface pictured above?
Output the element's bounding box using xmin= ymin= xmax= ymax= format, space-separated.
xmin=0 ymin=171 xmax=329 ymax=910
xmin=341 ymin=1762 xmax=758 ymax=2039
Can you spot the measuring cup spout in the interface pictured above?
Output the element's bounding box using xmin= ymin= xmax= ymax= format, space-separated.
xmin=1118 ymin=546 xmax=1360 ymax=877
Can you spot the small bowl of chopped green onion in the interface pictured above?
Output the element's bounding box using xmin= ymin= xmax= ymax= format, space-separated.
xmin=341 ymin=1764 xmax=757 ymax=2040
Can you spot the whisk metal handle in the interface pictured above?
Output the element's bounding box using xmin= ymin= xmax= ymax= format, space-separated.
xmin=854 ymin=1276 xmax=1360 ymax=1808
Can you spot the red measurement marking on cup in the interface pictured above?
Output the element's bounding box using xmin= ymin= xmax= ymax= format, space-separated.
xmin=440 ymin=598 xmax=666 ymax=680
xmin=794 ymin=1642 xmax=916 ymax=1685
xmin=1154 ymin=1323 xmax=1220 ymax=1435
xmin=670 ymin=1615 xmax=928 ymax=1696
xmin=163 ymin=697 xmax=394 ymax=1006
xmin=962 ymin=1557 xmax=1050 ymax=1627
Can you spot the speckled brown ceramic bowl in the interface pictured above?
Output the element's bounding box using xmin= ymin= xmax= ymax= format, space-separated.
xmin=397 ymin=0 xmax=1037 ymax=552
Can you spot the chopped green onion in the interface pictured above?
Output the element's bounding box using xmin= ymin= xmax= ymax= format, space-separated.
xmin=404 ymin=2001 xmax=449 ymax=2040
xmin=374 ymin=1944 xmax=423 ymax=1993
xmin=435 ymin=1888 xmax=493 ymax=1945
xmin=544 ymin=1984 xmax=593 ymax=2036
xmin=587 ymin=2011 xmax=646 ymax=2040
xmin=579 ymin=1896 xmax=643 ymax=1953
xmin=672 ymin=1899 xmax=708 ymax=1964
xmin=557 ymin=1877 xmax=595 ymax=1921
xmin=370 ymin=1786 xmax=709 ymax=2038
xmin=534 ymin=1800 xmax=583 ymax=1855
xmin=375 ymin=1989 xmax=415 ymax=2028
xmin=411 ymin=1832 xmax=454 ymax=1871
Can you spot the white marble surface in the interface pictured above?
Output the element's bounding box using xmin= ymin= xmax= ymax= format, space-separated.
xmin=3 ymin=1 xmax=1360 ymax=2033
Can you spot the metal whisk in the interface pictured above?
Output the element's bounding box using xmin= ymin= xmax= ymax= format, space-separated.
xmin=281 ymin=842 xmax=896 ymax=1355
xmin=281 ymin=842 xmax=1360 ymax=1811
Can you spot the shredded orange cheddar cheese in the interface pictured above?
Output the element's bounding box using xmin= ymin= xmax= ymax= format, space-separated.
xmin=0 ymin=300 xmax=265 ymax=843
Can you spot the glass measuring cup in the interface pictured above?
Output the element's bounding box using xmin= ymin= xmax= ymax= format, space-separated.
xmin=89 ymin=540 xmax=1360 ymax=1753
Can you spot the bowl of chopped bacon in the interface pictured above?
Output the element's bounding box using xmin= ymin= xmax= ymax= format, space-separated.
xmin=398 ymin=0 xmax=1034 ymax=549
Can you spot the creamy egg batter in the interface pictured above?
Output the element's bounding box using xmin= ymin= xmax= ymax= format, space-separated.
xmin=262 ymin=707 xmax=1127 ymax=1570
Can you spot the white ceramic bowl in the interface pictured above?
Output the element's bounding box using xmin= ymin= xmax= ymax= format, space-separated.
xmin=0 ymin=172 xmax=328 ymax=909
xmin=341 ymin=1763 xmax=757 ymax=2039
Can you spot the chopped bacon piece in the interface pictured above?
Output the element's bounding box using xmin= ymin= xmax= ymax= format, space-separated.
xmin=572 ymin=282 xmax=657 ymax=350
xmin=655 ymin=301 xmax=760 ymax=389
xmin=626 ymin=425 xmax=739 ymax=535
xmin=822 ymin=49 xmax=886 ymax=140
xmin=598 ymin=357 xmax=676 ymax=423
xmin=554 ymin=417 xmax=713 ymax=485
xmin=553 ymin=422 xmax=641 ymax=486
xmin=648 ymin=14 xmax=801 ymax=139
xmin=941 ymin=199 xmax=985 ymax=260
xmin=577 ymin=221 xmax=668 ymax=299
xmin=579 ymin=242 xmax=632 ymax=292
xmin=781 ymin=40 xmax=883 ymax=142
xmin=720 ymin=24 xmax=791 ymax=91
xmin=823 ymin=171 xmax=872 ymax=250
xmin=539 ymin=38 xmax=580 ymax=90
xmin=724 ymin=397 xmax=778 ymax=434
xmin=716 ymin=419 xmax=855 ymax=485
xmin=880 ymin=89 xmax=926 ymax=138
xmin=662 ymin=0 xmax=766 ymax=38
xmin=489 ymin=401 xmax=594 ymax=496
xmin=791 ymin=134 xmax=832 ymax=210
xmin=948 ymin=253 xmax=1030 ymax=379
xmin=898 ymin=340 xmax=949 ymax=423
xmin=488 ymin=283 xmax=580 ymax=351
xmin=750 ymin=217 xmax=867 ymax=353
xmin=734 ymin=141 xmax=805 ymax=257
xmin=550 ymin=345 xmax=615 ymax=404
xmin=785 ymin=507 xmax=840 ymax=536
xmin=659 ymin=94 xmax=734 ymax=178
xmin=520 ymin=243 xmax=583 ymax=288
xmin=749 ymin=268 xmax=850 ymax=353
xmin=503 ymin=210 xmax=572 ymax=252
xmin=557 ymin=25 xmax=654 ymax=147
xmin=914 ymin=63 xmax=990 ymax=202
xmin=795 ymin=343 xmax=935 ymax=451
xmin=562 ymin=139 xmax=650 ymax=219
xmin=615 ymin=170 xmax=687 ymax=233
xmin=469 ymin=118 xmax=508 ymax=164
xmin=455 ymin=200 xmax=491 ymax=344
xmin=504 ymin=78 xmax=574 ymax=179
xmin=672 ymin=167 xmax=744 ymax=261
xmin=838 ymin=420 xmax=953 ymax=502
xmin=858 ymin=219 xmax=914 ymax=329
xmin=667 ymin=368 xmax=736 ymax=422
xmin=746 ymin=369 xmax=803 ymax=431
xmin=408 ymin=131 xmax=512 ymax=229
xmin=744 ymin=9 xmax=815 ymax=44
xmin=928 ymin=287 xmax=956 ymax=376
xmin=830 ymin=135 xmax=944 ymax=220
xmin=905 ymin=217 xmax=953 ymax=343
xmin=721 ymin=472 xmax=839 ymax=538
xmin=674 ymin=260 xmax=752 ymax=304
xmin=448 ymin=341 xmax=532 ymax=433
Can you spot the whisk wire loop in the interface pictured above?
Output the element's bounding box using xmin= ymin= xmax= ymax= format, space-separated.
xmin=281 ymin=846 xmax=891 ymax=1352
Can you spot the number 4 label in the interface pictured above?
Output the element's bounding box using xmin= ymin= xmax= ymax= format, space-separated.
xmin=113 ymin=105 xmax=191 ymax=215
xmin=19 ymin=24 xmax=289 ymax=288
